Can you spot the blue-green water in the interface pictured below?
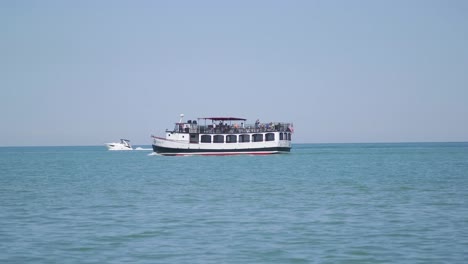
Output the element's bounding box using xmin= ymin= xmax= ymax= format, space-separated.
xmin=1 ymin=143 xmax=467 ymax=263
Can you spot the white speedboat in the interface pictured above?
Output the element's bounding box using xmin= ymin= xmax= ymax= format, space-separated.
xmin=151 ymin=114 xmax=293 ymax=156
xmin=106 ymin=139 xmax=133 ymax=150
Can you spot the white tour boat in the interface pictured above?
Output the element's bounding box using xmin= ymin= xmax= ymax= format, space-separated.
xmin=106 ymin=139 xmax=133 ymax=150
xmin=151 ymin=114 xmax=293 ymax=156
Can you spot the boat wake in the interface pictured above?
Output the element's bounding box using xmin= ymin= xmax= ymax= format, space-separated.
xmin=135 ymin=147 xmax=152 ymax=151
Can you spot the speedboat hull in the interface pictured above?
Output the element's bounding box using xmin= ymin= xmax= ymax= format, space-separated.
xmin=106 ymin=139 xmax=133 ymax=150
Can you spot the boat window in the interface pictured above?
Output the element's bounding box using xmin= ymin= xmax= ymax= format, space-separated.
xmin=226 ymin=135 xmax=237 ymax=143
xmin=190 ymin=133 xmax=199 ymax=143
xmin=265 ymin=133 xmax=275 ymax=141
xmin=279 ymin=133 xmax=284 ymax=140
xmin=287 ymin=133 xmax=291 ymax=141
xmin=213 ymin=135 xmax=224 ymax=143
xmin=201 ymin=135 xmax=211 ymax=143
xmin=253 ymin=134 xmax=263 ymax=142
xmin=239 ymin=134 xmax=250 ymax=143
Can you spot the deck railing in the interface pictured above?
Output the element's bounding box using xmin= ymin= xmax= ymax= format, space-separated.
xmin=168 ymin=122 xmax=293 ymax=134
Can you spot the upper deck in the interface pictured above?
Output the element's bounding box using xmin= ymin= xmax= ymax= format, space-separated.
xmin=167 ymin=117 xmax=293 ymax=135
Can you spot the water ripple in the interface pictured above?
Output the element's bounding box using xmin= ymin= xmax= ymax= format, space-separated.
xmin=1 ymin=143 xmax=467 ymax=263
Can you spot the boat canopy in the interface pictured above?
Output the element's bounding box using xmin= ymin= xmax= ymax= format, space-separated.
xmin=198 ymin=117 xmax=247 ymax=121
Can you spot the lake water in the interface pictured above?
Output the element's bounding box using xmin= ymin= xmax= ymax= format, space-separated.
xmin=1 ymin=143 xmax=467 ymax=263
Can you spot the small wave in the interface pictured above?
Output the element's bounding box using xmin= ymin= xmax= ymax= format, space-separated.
xmin=135 ymin=147 xmax=152 ymax=151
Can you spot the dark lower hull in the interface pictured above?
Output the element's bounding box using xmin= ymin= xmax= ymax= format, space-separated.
xmin=152 ymin=145 xmax=291 ymax=156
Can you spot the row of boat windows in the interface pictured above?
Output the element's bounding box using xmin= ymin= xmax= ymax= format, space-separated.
xmin=197 ymin=133 xmax=291 ymax=143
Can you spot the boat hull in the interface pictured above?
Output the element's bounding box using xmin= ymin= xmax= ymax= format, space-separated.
xmin=106 ymin=144 xmax=133 ymax=150
xmin=152 ymin=144 xmax=290 ymax=156
xmin=106 ymin=140 xmax=133 ymax=150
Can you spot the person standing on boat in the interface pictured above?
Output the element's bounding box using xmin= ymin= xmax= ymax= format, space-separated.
xmin=219 ymin=121 xmax=223 ymax=132
xmin=234 ymin=123 xmax=239 ymax=133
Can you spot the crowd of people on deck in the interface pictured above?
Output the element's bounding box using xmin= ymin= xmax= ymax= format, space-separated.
xmin=207 ymin=119 xmax=292 ymax=134
xmin=175 ymin=119 xmax=293 ymax=134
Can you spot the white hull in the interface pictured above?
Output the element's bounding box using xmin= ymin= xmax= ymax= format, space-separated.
xmin=152 ymin=131 xmax=291 ymax=156
xmin=106 ymin=139 xmax=133 ymax=150
xmin=106 ymin=145 xmax=132 ymax=150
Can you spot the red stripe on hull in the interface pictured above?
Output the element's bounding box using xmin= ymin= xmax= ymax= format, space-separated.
xmin=168 ymin=151 xmax=280 ymax=156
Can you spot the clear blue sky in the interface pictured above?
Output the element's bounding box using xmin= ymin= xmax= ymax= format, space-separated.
xmin=1 ymin=0 xmax=467 ymax=146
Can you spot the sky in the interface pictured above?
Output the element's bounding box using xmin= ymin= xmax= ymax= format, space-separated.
xmin=1 ymin=0 xmax=468 ymax=146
